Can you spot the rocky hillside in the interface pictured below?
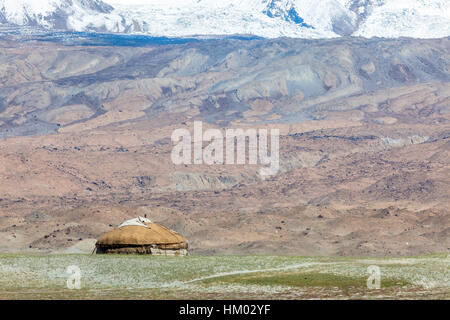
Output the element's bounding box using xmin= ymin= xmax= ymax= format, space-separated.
xmin=0 ymin=37 xmax=449 ymax=138
xmin=0 ymin=36 xmax=448 ymax=255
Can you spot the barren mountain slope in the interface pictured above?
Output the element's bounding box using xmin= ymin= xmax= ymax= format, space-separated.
xmin=0 ymin=36 xmax=448 ymax=255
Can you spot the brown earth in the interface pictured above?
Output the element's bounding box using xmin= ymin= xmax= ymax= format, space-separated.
xmin=0 ymin=37 xmax=449 ymax=255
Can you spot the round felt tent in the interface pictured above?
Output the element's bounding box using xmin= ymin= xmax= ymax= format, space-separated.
xmin=95 ymin=217 xmax=188 ymax=255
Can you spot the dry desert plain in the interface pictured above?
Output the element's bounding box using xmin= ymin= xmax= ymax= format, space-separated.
xmin=0 ymin=35 xmax=449 ymax=258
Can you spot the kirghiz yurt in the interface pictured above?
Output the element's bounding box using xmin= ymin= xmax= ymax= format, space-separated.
xmin=95 ymin=217 xmax=188 ymax=255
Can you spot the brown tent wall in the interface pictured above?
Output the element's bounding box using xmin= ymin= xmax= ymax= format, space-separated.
xmin=95 ymin=243 xmax=188 ymax=255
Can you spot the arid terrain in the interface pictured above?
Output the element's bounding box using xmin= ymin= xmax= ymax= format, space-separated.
xmin=0 ymin=35 xmax=449 ymax=256
xmin=1 ymin=254 xmax=448 ymax=299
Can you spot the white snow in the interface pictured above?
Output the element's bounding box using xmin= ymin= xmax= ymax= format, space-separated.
xmin=0 ymin=0 xmax=58 ymax=27
xmin=354 ymin=0 xmax=450 ymax=38
xmin=0 ymin=0 xmax=126 ymax=32
xmin=104 ymin=0 xmax=353 ymax=38
xmin=0 ymin=0 xmax=449 ymax=38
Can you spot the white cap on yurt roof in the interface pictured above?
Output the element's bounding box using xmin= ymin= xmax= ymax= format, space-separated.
xmin=118 ymin=216 xmax=152 ymax=229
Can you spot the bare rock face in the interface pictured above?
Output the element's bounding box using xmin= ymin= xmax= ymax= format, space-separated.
xmin=360 ymin=61 xmax=375 ymax=75
xmin=0 ymin=35 xmax=449 ymax=256
xmin=389 ymin=64 xmax=416 ymax=83
xmin=323 ymin=72 xmax=339 ymax=90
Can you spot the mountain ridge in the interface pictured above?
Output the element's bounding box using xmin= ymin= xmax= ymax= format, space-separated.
xmin=0 ymin=0 xmax=449 ymax=38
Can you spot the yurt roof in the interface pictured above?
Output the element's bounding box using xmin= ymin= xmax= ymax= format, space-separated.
xmin=96 ymin=217 xmax=186 ymax=246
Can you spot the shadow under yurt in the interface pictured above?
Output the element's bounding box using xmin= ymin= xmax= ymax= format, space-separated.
xmin=95 ymin=217 xmax=188 ymax=255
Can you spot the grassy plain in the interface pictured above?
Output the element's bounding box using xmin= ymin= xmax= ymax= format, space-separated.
xmin=0 ymin=254 xmax=448 ymax=299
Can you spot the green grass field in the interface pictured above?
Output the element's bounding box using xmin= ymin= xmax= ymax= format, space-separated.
xmin=0 ymin=254 xmax=448 ymax=299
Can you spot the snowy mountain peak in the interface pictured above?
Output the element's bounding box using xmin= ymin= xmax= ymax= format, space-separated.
xmin=0 ymin=0 xmax=449 ymax=39
xmin=262 ymin=0 xmax=313 ymax=27
xmin=0 ymin=0 xmax=126 ymax=32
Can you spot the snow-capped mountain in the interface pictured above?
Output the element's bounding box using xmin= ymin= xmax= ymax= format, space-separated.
xmin=107 ymin=0 xmax=358 ymax=38
xmin=350 ymin=0 xmax=450 ymax=38
xmin=0 ymin=0 xmax=128 ymax=32
xmin=0 ymin=0 xmax=449 ymax=38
